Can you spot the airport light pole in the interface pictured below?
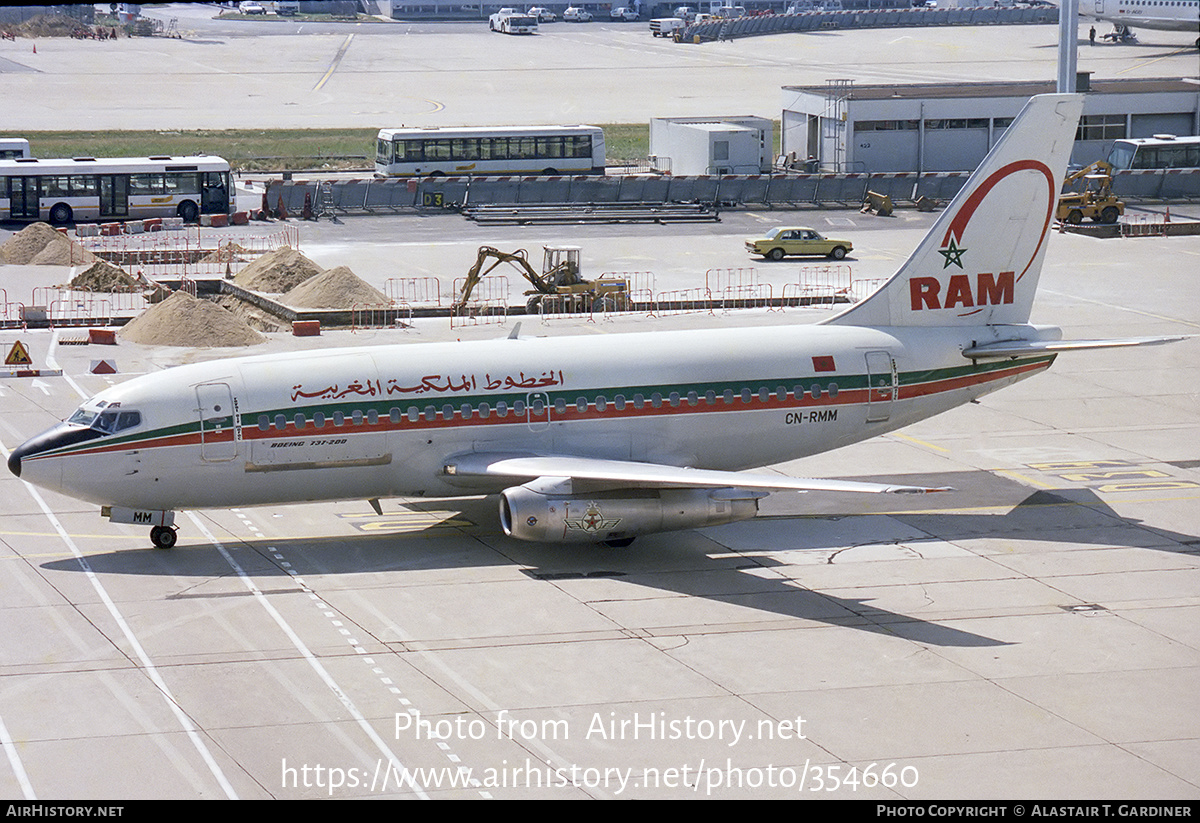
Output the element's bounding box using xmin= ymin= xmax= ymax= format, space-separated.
xmin=1058 ymin=0 xmax=1080 ymax=93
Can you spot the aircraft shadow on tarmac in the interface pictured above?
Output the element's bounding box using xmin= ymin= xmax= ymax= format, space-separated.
xmin=41 ymin=472 xmax=1198 ymax=650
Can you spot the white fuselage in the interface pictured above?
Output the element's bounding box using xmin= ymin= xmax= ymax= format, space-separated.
xmin=1080 ymin=0 xmax=1200 ymax=31
xmin=16 ymin=322 xmax=1053 ymax=513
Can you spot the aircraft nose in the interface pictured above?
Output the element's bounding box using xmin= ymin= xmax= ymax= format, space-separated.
xmin=8 ymin=423 xmax=102 ymax=481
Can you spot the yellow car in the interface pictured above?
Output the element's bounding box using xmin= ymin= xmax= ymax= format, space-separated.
xmin=745 ymin=227 xmax=852 ymax=261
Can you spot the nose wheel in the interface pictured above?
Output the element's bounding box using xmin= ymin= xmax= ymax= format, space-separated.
xmin=150 ymin=525 xmax=178 ymax=549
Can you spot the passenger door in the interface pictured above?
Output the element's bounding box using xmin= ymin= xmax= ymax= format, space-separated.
xmin=98 ymin=175 xmax=129 ymax=219
xmin=865 ymin=350 xmax=896 ymax=423
xmin=197 ymin=383 xmax=238 ymax=462
xmin=7 ymin=177 xmax=39 ymax=220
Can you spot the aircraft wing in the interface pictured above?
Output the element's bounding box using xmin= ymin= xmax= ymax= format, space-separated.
xmin=963 ymin=335 xmax=1188 ymax=359
xmin=443 ymin=452 xmax=949 ymax=495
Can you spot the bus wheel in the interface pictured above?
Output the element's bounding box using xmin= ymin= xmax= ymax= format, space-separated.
xmin=178 ymin=201 xmax=199 ymax=223
xmin=49 ymin=203 xmax=73 ymax=225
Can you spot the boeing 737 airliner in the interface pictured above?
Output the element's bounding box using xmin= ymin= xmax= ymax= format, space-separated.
xmin=1069 ymin=0 xmax=1199 ymax=42
xmin=6 ymin=94 xmax=1181 ymax=549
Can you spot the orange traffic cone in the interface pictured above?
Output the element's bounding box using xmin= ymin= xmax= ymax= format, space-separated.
xmin=1164 ymin=207 xmax=1171 ymax=223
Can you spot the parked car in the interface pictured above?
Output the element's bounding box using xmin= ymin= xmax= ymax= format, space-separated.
xmin=528 ymin=6 xmax=557 ymax=21
xmin=563 ymin=6 xmax=594 ymax=20
xmin=610 ymin=6 xmax=640 ymax=20
xmin=744 ymin=227 xmax=852 ymax=260
xmin=238 ymin=1 xmax=266 ymax=14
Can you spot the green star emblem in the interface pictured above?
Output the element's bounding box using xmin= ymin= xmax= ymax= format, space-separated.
xmin=938 ymin=237 xmax=967 ymax=269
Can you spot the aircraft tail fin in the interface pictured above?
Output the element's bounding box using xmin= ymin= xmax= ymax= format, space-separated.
xmin=826 ymin=93 xmax=1084 ymax=328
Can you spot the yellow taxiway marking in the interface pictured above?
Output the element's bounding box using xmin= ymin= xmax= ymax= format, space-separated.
xmin=892 ymin=432 xmax=950 ymax=453
xmin=313 ymin=34 xmax=354 ymax=92
xmin=991 ymin=468 xmax=1059 ymax=489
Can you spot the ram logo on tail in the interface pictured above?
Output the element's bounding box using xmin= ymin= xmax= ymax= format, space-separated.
xmin=826 ymin=95 xmax=1084 ymax=329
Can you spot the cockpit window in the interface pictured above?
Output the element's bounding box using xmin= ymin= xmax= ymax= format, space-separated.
xmin=68 ymin=407 xmax=141 ymax=434
xmin=68 ymin=408 xmax=99 ymax=427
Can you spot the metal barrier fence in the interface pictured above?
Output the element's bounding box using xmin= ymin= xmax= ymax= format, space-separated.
xmin=536 ymin=294 xmax=614 ymax=324
xmin=266 ymin=172 xmax=980 ymax=216
xmin=385 ymin=277 xmax=443 ymax=307
xmin=680 ymin=5 xmax=1059 ymax=41
xmin=650 ymin=288 xmax=713 ymax=317
xmin=351 ymin=301 xmax=414 ymax=332
xmin=47 ymin=296 xmax=112 ymax=327
xmin=33 ymin=287 xmax=148 ymax=318
xmin=599 ymin=271 xmax=656 ymax=307
xmin=77 ymin=224 xmax=301 ymax=280
xmin=266 ymin=168 xmax=1200 ymax=219
xmin=0 ymin=288 xmax=23 ymax=328
xmin=452 ymin=276 xmax=511 ymax=309
xmin=450 ymin=300 xmax=508 ymax=329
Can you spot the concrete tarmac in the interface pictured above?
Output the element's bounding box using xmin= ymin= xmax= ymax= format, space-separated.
xmin=0 ymin=7 xmax=1198 ymax=801
xmin=1 ymin=3 xmax=1198 ymax=129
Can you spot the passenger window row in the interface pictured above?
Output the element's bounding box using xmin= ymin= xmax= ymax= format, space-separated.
xmin=254 ymin=383 xmax=840 ymax=431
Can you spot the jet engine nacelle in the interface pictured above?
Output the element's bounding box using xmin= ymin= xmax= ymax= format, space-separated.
xmin=499 ymin=482 xmax=761 ymax=544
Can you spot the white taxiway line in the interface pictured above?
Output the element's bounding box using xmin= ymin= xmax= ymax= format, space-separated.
xmin=0 ymin=712 xmax=36 ymax=800
xmin=185 ymin=511 xmax=430 ymax=799
xmin=1 ymin=447 xmax=240 ymax=799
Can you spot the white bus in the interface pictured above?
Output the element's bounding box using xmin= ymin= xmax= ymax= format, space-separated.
xmin=0 ymin=138 xmax=31 ymax=160
xmin=0 ymin=155 xmax=233 ymax=224
xmin=1107 ymin=135 xmax=1200 ymax=171
xmin=375 ymin=125 xmax=606 ymax=177
xmin=489 ymin=8 xmax=538 ymax=33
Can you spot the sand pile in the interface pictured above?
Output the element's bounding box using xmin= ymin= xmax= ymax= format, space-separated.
xmin=232 ymin=246 xmax=324 ymax=293
xmin=6 ymin=14 xmax=89 ymax=38
xmin=283 ymin=265 xmax=390 ymax=309
xmin=200 ymin=241 xmax=252 ymax=264
xmin=120 ymin=291 xmax=265 ymax=348
xmin=0 ymin=222 xmax=96 ymax=266
xmin=66 ymin=260 xmax=142 ymax=292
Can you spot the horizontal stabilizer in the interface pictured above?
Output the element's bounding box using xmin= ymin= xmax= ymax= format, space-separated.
xmin=963 ymin=335 xmax=1188 ymax=359
xmin=444 ymin=452 xmax=951 ymax=495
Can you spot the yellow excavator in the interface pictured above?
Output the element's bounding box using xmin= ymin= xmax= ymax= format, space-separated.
xmin=1057 ymin=160 xmax=1124 ymax=225
xmin=454 ymin=245 xmax=630 ymax=313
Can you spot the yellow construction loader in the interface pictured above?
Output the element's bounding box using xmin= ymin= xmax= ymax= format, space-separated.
xmin=1057 ymin=161 xmax=1124 ymax=225
xmin=454 ymin=245 xmax=630 ymax=313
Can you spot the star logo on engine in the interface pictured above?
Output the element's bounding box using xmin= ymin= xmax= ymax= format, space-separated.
xmin=938 ymin=237 xmax=967 ymax=269
xmin=564 ymin=502 xmax=621 ymax=533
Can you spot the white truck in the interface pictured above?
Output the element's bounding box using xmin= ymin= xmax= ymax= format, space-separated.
xmin=649 ymin=16 xmax=686 ymax=36
xmin=489 ymin=7 xmax=539 ymax=32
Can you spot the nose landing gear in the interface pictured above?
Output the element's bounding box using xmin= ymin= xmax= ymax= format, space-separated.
xmin=150 ymin=525 xmax=178 ymax=549
xmin=102 ymin=506 xmax=179 ymax=548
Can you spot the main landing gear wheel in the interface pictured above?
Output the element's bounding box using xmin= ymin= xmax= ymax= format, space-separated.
xmin=150 ymin=525 xmax=178 ymax=549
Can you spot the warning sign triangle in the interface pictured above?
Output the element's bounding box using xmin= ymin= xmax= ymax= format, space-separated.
xmin=5 ymin=341 xmax=32 ymax=366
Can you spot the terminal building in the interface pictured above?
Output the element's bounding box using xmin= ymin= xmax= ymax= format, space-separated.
xmin=781 ymin=78 xmax=1200 ymax=173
